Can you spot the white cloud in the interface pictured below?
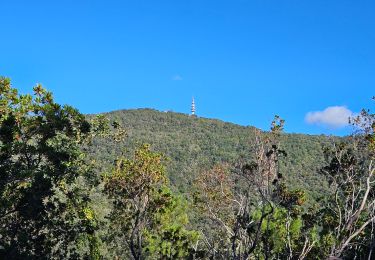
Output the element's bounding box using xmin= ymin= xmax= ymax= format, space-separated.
xmin=172 ymin=75 xmax=183 ymax=81
xmin=305 ymin=106 xmax=354 ymax=128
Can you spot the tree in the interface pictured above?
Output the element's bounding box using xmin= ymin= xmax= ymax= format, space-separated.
xmin=0 ymin=77 xmax=104 ymax=258
xmin=104 ymin=144 xmax=198 ymax=259
xmin=143 ymin=187 xmax=199 ymax=259
xmin=318 ymin=101 xmax=375 ymax=259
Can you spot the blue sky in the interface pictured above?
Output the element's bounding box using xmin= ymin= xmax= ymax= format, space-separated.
xmin=1 ymin=0 xmax=374 ymax=135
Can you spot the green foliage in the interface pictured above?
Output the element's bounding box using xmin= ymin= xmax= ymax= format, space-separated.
xmin=104 ymin=144 xmax=198 ymax=259
xmin=0 ymin=77 xmax=101 ymax=258
xmin=0 ymin=78 xmax=199 ymax=259
xmin=1 ymin=76 xmax=373 ymax=259
xmin=87 ymin=109 xmax=332 ymax=202
xmin=144 ymin=187 xmax=199 ymax=259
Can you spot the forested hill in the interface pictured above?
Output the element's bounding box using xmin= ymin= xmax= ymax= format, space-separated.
xmin=89 ymin=108 xmax=332 ymax=199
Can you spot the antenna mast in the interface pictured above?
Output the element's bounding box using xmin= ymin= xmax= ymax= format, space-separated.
xmin=191 ymin=97 xmax=196 ymax=117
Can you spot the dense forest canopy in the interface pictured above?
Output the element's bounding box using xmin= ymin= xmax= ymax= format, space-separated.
xmin=88 ymin=109 xmax=332 ymax=201
xmin=0 ymin=77 xmax=374 ymax=259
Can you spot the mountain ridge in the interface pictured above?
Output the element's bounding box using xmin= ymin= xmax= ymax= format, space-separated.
xmin=94 ymin=107 xmax=334 ymax=137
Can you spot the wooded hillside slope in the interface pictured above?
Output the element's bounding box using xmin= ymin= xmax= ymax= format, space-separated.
xmin=88 ymin=109 xmax=332 ymax=199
